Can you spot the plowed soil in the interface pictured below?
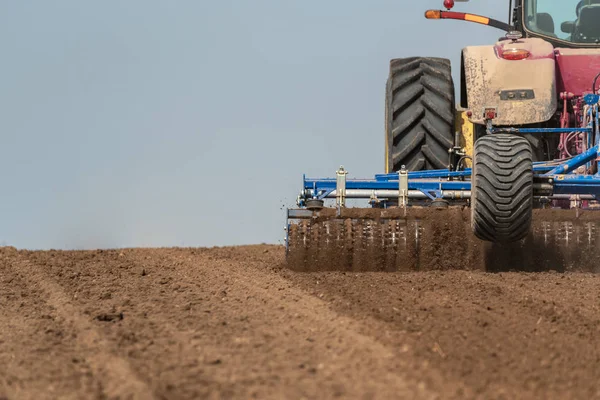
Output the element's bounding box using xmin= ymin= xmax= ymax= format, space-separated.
xmin=2 ymin=245 xmax=600 ymax=399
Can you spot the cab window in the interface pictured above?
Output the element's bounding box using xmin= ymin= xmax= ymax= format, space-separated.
xmin=525 ymin=0 xmax=600 ymax=44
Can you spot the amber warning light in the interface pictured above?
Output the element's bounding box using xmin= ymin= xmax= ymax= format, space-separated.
xmin=500 ymin=48 xmax=531 ymax=61
xmin=425 ymin=10 xmax=441 ymax=19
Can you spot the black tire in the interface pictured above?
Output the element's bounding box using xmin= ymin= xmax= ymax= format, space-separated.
xmin=385 ymin=57 xmax=455 ymax=172
xmin=475 ymin=125 xmax=546 ymax=161
xmin=471 ymin=134 xmax=534 ymax=243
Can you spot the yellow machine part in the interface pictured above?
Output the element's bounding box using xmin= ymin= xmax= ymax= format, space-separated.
xmin=456 ymin=110 xmax=474 ymax=168
xmin=385 ymin=110 xmax=474 ymax=173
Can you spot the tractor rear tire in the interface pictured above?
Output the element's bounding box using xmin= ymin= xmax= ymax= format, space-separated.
xmin=386 ymin=57 xmax=455 ymax=172
xmin=471 ymin=134 xmax=534 ymax=243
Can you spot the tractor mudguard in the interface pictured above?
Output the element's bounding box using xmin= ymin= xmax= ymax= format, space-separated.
xmin=462 ymin=38 xmax=557 ymax=126
xmin=555 ymin=48 xmax=600 ymax=95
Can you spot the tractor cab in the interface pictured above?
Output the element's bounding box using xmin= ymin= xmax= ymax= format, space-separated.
xmin=521 ymin=0 xmax=600 ymax=46
xmin=436 ymin=0 xmax=600 ymax=47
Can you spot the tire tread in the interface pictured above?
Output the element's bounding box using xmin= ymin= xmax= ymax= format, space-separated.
xmin=471 ymin=134 xmax=533 ymax=242
xmin=386 ymin=57 xmax=454 ymax=172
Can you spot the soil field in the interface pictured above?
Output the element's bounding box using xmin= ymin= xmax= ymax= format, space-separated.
xmin=1 ymin=245 xmax=600 ymax=399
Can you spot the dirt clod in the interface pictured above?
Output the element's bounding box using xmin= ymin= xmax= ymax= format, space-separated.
xmin=95 ymin=312 xmax=124 ymax=322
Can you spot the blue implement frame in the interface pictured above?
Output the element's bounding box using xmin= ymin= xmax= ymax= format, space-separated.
xmin=297 ymin=120 xmax=600 ymax=205
xmin=300 ymin=160 xmax=600 ymax=202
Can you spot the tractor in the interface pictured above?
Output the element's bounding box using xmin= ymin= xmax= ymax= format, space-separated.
xmin=286 ymin=0 xmax=600 ymax=270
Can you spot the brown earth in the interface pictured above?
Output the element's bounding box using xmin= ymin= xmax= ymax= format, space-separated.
xmin=1 ymin=245 xmax=600 ymax=399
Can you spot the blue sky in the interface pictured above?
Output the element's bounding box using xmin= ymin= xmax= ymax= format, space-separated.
xmin=0 ymin=0 xmax=507 ymax=249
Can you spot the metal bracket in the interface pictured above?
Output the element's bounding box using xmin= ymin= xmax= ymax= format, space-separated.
xmin=368 ymin=191 xmax=380 ymax=208
xmin=398 ymin=165 xmax=408 ymax=209
xmin=316 ymin=189 xmax=335 ymax=200
xmin=420 ymin=189 xmax=443 ymax=201
xmin=336 ymin=166 xmax=348 ymax=208
xmin=483 ymin=106 xmax=498 ymax=135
